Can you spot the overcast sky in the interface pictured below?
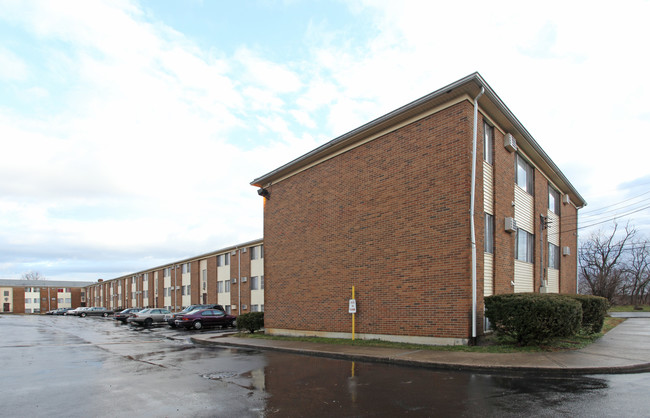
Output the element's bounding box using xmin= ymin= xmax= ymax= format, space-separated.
xmin=1 ymin=0 xmax=649 ymax=282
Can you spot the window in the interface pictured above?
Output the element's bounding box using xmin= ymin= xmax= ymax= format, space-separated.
xmin=3 ymin=291 xmax=8 ymax=296
xmin=251 ymin=246 xmax=260 ymax=260
xmin=225 ymin=253 xmax=230 ymax=265
xmin=483 ymin=122 xmax=493 ymax=164
xmin=261 ymin=304 xmax=264 ymax=312
xmin=34 ymin=288 xmax=39 ymax=292
xmin=217 ymin=254 xmax=224 ymax=266
xmin=164 ymin=268 xmax=171 ymax=277
xmin=251 ymin=276 xmax=259 ymax=290
xmin=261 ymin=276 xmax=264 ymax=290
xmin=549 ymin=187 xmax=560 ymax=214
xmin=516 ymin=154 xmax=534 ymax=194
xmin=186 ymin=285 xmax=190 ymax=295
xmin=516 ymin=229 xmax=534 ymax=263
xmin=182 ymin=286 xmax=186 ymax=296
xmin=484 ymin=214 xmax=494 ymax=254
xmin=25 ymin=287 xmax=31 ymax=292
xmin=182 ymin=263 xmax=190 ymax=274
xmin=58 ymin=298 xmax=63 ymax=304
xmin=549 ymin=243 xmax=560 ymax=269
xmin=217 ymin=281 xmax=224 ymax=293
xmin=202 ymin=281 xmax=206 ymax=290
xmin=25 ymin=298 xmax=30 ymax=304
xmin=251 ymin=304 xmax=259 ymax=312
xmin=225 ymin=280 xmax=230 ymax=293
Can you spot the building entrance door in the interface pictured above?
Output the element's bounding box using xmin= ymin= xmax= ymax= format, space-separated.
xmin=3 ymin=303 xmax=10 ymax=312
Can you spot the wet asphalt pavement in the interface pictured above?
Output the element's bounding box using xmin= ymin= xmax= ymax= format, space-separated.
xmin=1 ymin=315 xmax=649 ymax=417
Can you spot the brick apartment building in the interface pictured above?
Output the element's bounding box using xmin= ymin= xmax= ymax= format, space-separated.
xmin=85 ymin=239 xmax=264 ymax=315
xmin=0 ymin=279 xmax=90 ymax=313
xmin=252 ymin=73 xmax=586 ymax=345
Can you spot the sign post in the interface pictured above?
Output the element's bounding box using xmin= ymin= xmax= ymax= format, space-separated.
xmin=349 ymin=286 xmax=356 ymax=340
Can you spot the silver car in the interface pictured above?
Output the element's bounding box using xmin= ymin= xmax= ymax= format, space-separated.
xmin=127 ymin=308 xmax=171 ymax=327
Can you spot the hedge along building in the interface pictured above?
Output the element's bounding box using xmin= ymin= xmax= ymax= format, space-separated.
xmin=251 ymin=73 xmax=586 ymax=345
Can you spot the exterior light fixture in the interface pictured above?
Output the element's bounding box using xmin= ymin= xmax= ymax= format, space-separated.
xmin=257 ymin=188 xmax=270 ymax=199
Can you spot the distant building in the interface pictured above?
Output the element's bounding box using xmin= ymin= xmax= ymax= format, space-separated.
xmin=251 ymin=73 xmax=586 ymax=345
xmin=85 ymin=239 xmax=264 ymax=314
xmin=0 ymin=279 xmax=92 ymax=313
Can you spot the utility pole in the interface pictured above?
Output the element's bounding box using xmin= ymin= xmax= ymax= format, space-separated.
xmin=540 ymin=214 xmax=550 ymax=292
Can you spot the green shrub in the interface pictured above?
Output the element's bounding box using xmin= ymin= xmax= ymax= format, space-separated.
xmin=562 ymin=294 xmax=608 ymax=333
xmin=236 ymin=312 xmax=264 ymax=333
xmin=485 ymin=293 xmax=582 ymax=345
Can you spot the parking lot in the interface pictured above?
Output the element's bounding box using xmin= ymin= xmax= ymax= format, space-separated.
xmin=2 ymin=314 xmax=650 ymax=417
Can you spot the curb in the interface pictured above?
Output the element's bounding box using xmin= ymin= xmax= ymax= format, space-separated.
xmin=190 ymin=337 xmax=650 ymax=376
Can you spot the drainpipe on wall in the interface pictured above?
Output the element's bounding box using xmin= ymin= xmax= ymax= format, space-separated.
xmin=470 ymin=86 xmax=484 ymax=344
xmin=238 ymin=247 xmax=241 ymax=315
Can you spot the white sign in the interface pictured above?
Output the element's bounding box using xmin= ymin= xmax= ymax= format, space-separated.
xmin=349 ymin=299 xmax=357 ymax=314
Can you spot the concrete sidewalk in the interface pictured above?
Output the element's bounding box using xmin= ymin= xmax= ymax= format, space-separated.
xmin=191 ymin=315 xmax=650 ymax=375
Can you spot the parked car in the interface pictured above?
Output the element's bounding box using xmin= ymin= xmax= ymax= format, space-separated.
xmin=66 ymin=307 xmax=90 ymax=316
xmin=164 ymin=304 xmax=225 ymax=327
xmin=127 ymin=308 xmax=171 ymax=327
xmin=79 ymin=307 xmax=114 ymax=318
xmin=46 ymin=307 xmax=71 ymax=315
xmin=174 ymin=309 xmax=236 ymax=330
xmin=114 ymin=308 xmax=143 ymax=323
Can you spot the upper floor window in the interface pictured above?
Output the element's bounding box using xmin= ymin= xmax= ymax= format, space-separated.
xmin=251 ymin=245 xmax=264 ymax=260
xmin=217 ymin=253 xmax=230 ymax=267
xmin=549 ymin=187 xmax=560 ymax=214
xmin=164 ymin=267 xmax=171 ymax=277
xmin=516 ymin=228 xmax=534 ymax=263
xmin=516 ymin=154 xmax=534 ymax=194
xmin=483 ymin=122 xmax=493 ymax=164
xmin=484 ymin=214 xmax=494 ymax=254
xmin=182 ymin=263 xmax=191 ymax=274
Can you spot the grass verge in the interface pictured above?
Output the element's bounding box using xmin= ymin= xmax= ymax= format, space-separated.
xmin=609 ymin=305 xmax=650 ymax=312
xmin=234 ymin=316 xmax=625 ymax=353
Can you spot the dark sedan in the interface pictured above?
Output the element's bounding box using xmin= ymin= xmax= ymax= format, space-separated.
xmin=114 ymin=308 xmax=142 ymax=323
xmin=174 ymin=309 xmax=236 ymax=330
xmin=164 ymin=304 xmax=225 ymax=327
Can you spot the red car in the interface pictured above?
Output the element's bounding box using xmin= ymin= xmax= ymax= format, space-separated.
xmin=174 ymin=309 xmax=236 ymax=330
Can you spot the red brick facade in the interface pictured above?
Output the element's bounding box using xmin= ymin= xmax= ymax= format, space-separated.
xmin=253 ymin=73 xmax=585 ymax=344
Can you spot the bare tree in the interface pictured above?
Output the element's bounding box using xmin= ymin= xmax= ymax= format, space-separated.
xmin=21 ymin=271 xmax=45 ymax=280
xmin=579 ymin=222 xmax=636 ymax=303
xmin=621 ymin=239 xmax=650 ymax=307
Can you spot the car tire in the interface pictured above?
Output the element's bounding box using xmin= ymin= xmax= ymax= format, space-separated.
xmin=80 ymin=313 xmax=86 ymax=318
xmin=144 ymin=318 xmax=153 ymax=327
xmin=102 ymin=312 xmax=109 ymax=317
xmin=168 ymin=321 xmax=176 ymax=328
xmin=193 ymin=321 xmax=203 ymax=330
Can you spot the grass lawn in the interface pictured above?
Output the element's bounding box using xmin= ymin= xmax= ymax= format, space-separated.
xmin=236 ymin=316 xmax=625 ymax=354
xmin=609 ymin=305 xmax=650 ymax=312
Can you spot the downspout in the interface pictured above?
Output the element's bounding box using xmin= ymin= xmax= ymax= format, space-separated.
xmin=470 ymin=86 xmax=484 ymax=344
xmin=237 ymin=247 xmax=241 ymax=314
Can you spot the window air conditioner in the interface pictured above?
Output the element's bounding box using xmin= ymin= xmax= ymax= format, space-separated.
xmin=242 ymin=277 xmax=247 ymax=283
xmin=504 ymin=133 xmax=517 ymax=152
xmin=562 ymin=194 xmax=571 ymax=205
xmin=231 ymin=251 xmax=237 ymax=256
xmin=563 ymin=246 xmax=571 ymax=256
xmin=232 ymin=278 xmax=237 ymax=284
xmin=505 ymin=217 xmax=518 ymax=233
xmin=242 ymin=248 xmax=247 ymax=253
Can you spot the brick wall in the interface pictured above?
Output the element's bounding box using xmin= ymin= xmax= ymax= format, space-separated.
xmin=264 ymin=101 xmax=476 ymax=339
xmin=560 ymin=201 xmax=578 ymax=293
